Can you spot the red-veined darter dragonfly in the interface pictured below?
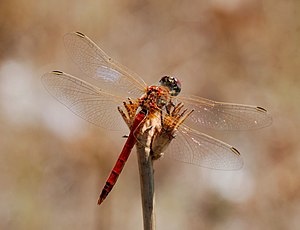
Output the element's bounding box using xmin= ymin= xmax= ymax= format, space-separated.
xmin=42 ymin=32 xmax=272 ymax=205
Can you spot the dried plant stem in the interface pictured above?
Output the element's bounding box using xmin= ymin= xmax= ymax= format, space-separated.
xmin=119 ymin=99 xmax=190 ymax=230
xmin=118 ymin=101 xmax=157 ymax=229
xmin=136 ymin=122 xmax=157 ymax=230
xmin=136 ymin=142 xmax=155 ymax=230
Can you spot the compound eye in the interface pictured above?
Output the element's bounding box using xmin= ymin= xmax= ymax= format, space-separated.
xmin=159 ymin=76 xmax=181 ymax=96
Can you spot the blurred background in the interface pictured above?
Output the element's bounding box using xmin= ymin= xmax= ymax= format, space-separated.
xmin=0 ymin=0 xmax=299 ymax=229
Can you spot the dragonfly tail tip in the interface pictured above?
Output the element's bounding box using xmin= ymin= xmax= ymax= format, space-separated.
xmin=98 ymin=189 xmax=109 ymax=205
xmin=97 ymin=197 xmax=104 ymax=205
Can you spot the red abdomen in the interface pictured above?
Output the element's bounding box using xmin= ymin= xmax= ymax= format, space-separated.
xmin=98 ymin=111 xmax=146 ymax=205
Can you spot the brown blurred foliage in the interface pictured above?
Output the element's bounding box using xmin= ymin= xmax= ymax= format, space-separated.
xmin=1 ymin=0 xmax=300 ymax=229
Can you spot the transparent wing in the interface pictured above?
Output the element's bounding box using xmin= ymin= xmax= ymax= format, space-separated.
xmin=63 ymin=32 xmax=147 ymax=98
xmin=177 ymin=95 xmax=272 ymax=130
xmin=42 ymin=70 xmax=128 ymax=131
xmin=164 ymin=126 xmax=243 ymax=170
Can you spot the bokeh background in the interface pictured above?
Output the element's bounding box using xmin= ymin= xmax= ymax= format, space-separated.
xmin=1 ymin=0 xmax=299 ymax=229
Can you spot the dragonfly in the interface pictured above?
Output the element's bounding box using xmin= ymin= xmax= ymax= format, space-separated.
xmin=42 ymin=32 xmax=272 ymax=205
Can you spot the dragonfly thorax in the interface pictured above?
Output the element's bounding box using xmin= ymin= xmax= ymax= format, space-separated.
xmin=140 ymin=85 xmax=170 ymax=110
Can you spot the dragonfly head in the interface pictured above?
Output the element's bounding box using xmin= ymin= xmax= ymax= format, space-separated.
xmin=159 ymin=76 xmax=181 ymax=96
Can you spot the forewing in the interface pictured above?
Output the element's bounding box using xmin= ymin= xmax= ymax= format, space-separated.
xmin=164 ymin=126 xmax=243 ymax=170
xmin=63 ymin=32 xmax=146 ymax=98
xmin=42 ymin=71 xmax=127 ymax=131
xmin=177 ymin=95 xmax=272 ymax=130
